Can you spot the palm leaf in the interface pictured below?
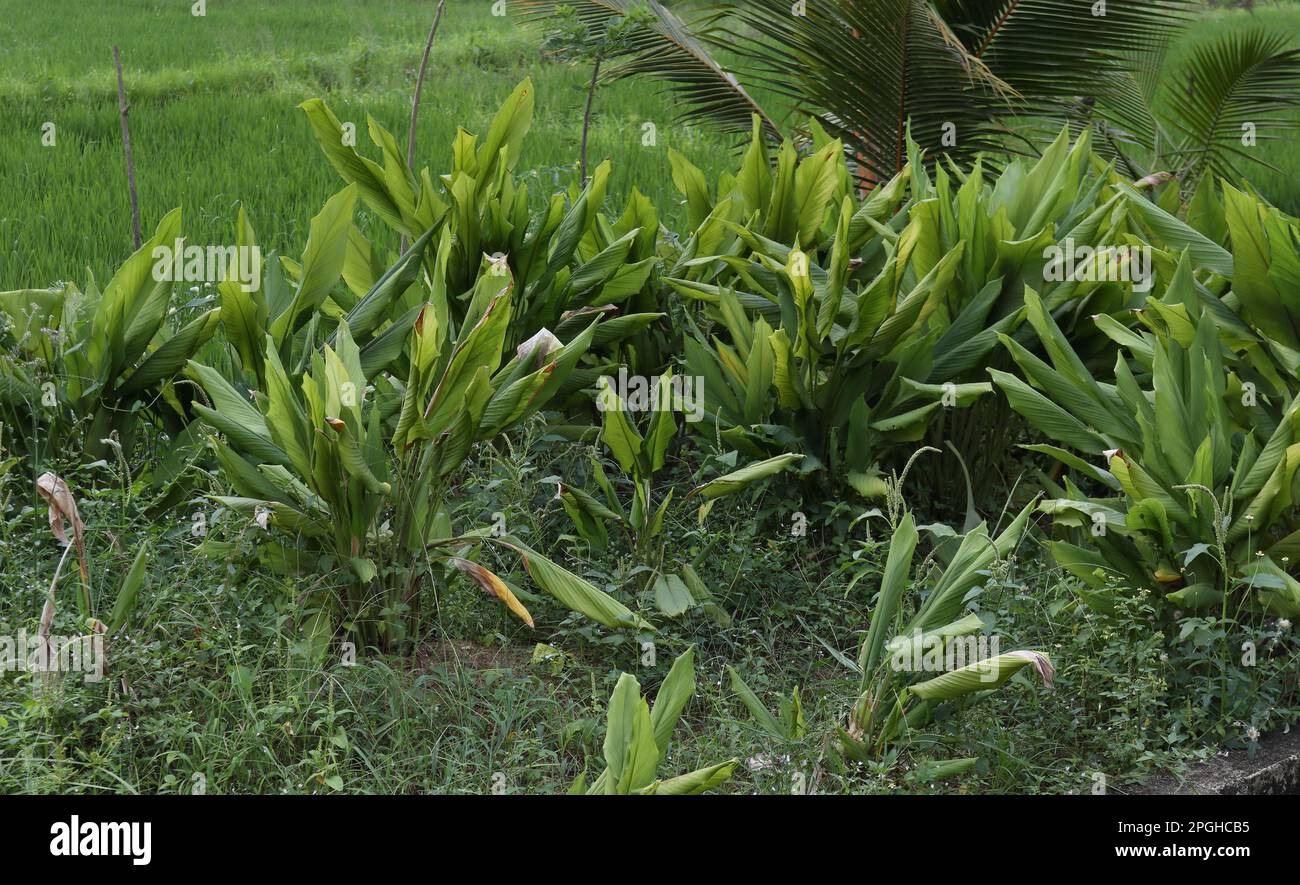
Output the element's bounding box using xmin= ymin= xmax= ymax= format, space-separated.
xmin=721 ymin=0 xmax=1019 ymax=182
xmin=950 ymin=0 xmax=1194 ymax=111
xmin=516 ymin=0 xmax=781 ymax=138
xmin=1162 ymin=28 xmax=1300 ymax=188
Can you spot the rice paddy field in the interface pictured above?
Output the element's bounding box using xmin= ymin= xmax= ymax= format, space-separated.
xmin=0 ymin=0 xmax=739 ymax=289
xmin=2 ymin=1 xmax=1297 ymax=290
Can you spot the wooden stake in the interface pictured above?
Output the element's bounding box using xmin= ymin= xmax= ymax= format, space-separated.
xmin=113 ymin=45 xmax=142 ymax=250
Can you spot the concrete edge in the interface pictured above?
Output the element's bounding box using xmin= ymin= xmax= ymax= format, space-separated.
xmin=1133 ymin=726 xmax=1300 ymax=795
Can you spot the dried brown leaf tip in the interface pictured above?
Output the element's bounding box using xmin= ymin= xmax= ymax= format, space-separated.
xmin=37 ymin=472 xmax=88 ymax=585
xmin=1008 ymin=650 xmax=1056 ymax=691
xmin=1134 ymin=171 xmax=1175 ymax=189
xmin=450 ymin=557 xmax=534 ymax=629
xmin=516 ymin=327 xmax=561 ymax=368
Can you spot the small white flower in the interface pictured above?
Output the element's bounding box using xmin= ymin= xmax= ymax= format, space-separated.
xmin=1246 ymin=726 xmax=1260 ymax=742
xmin=1280 ymin=619 xmax=1292 ymax=631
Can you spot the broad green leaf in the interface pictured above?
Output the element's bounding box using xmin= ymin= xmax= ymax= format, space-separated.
xmin=649 ymin=647 xmax=695 ymax=756
xmin=653 ymin=573 xmax=693 ymax=618
xmin=495 ymin=537 xmax=651 ymax=631
xmin=107 ymin=543 xmax=149 ymax=634
xmin=688 ymin=453 xmax=801 ymax=499
xmin=116 ymin=308 xmax=220 ymax=398
xmin=909 ymin=650 xmax=1054 ymax=700
xmin=645 ymin=760 xmax=738 ymax=795
xmin=859 ymin=514 xmax=918 ymax=678
xmin=726 ymin=666 xmax=788 ymax=740
xmin=271 ymin=185 xmax=359 ymax=342
xmin=299 ymin=99 xmax=407 ymax=231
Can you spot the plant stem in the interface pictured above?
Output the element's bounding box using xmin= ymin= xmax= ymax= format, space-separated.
xmin=402 ymin=0 xmax=447 ymax=252
xmin=407 ymin=0 xmax=447 ymax=171
xmin=112 ymin=45 xmax=142 ymax=250
xmin=581 ymin=55 xmax=602 ymax=184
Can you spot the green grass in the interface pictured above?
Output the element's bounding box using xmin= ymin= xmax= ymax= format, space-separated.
xmin=8 ymin=429 xmax=1284 ymax=795
xmin=0 ymin=0 xmax=736 ymax=289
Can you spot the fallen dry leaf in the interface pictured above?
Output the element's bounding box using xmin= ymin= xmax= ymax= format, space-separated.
xmin=37 ymin=472 xmax=88 ymax=585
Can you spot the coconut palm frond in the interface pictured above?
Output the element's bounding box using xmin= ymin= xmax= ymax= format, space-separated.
xmin=1162 ymin=28 xmax=1300 ymax=188
xmin=516 ymin=0 xmax=782 ymax=138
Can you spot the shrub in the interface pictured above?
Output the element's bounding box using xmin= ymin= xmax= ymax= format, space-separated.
xmin=993 ymin=259 xmax=1300 ymax=620
xmin=300 ymin=78 xmax=667 ymax=372
xmin=0 ymin=210 xmax=218 ymax=468
xmin=189 ymin=250 xmax=648 ymax=653
xmin=666 ymin=122 xmax=1144 ymax=508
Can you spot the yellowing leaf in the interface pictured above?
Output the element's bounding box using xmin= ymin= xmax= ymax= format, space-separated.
xmin=450 ymin=557 xmax=534 ymax=628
